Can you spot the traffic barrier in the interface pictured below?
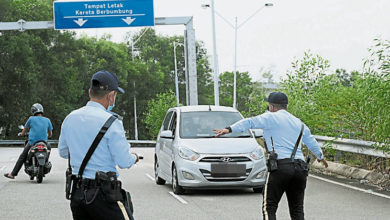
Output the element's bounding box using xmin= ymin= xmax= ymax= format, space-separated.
xmin=0 ymin=140 xmax=156 ymax=147
xmin=0 ymin=136 xmax=388 ymax=158
xmin=314 ymin=135 xmax=389 ymax=158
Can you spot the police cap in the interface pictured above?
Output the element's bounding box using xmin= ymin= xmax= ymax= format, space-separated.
xmin=264 ymin=92 xmax=288 ymax=104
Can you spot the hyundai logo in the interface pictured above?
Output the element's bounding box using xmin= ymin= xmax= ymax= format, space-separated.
xmin=220 ymin=157 xmax=231 ymax=162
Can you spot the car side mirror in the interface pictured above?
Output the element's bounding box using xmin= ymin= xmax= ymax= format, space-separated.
xmin=160 ymin=130 xmax=174 ymax=139
xmin=251 ymin=129 xmax=263 ymax=138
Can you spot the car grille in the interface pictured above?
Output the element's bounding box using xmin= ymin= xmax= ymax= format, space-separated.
xmin=199 ymin=168 xmax=252 ymax=182
xmin=199 ymin=156 xmax=251 ymax=163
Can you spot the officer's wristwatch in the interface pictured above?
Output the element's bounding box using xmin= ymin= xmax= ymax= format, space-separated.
xmin=225 ymin=126 xmax=232 ymax=133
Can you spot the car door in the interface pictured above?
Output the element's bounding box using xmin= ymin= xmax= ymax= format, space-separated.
xmin=158 ymin=111 xmax=174 ymax=177
xmin=163 ymin=111 xmax=177 ymax=176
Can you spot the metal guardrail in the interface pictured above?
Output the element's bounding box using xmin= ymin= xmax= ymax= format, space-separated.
xmin=1 ymin=137 xmax=388 ymax=158
xmin=314 ymin=135 xmax=389 ymax=158
xmin=0 ymin=140 xmax=156 ymax=146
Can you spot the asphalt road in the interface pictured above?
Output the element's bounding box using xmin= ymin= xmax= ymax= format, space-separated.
xmin=1 ymin=147 xmax=389 ymax=220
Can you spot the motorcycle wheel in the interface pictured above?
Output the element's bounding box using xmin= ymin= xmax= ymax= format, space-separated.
xmin=37 ymin=166 xmax=44 ymax=183
xmin=30 ymin=175 xmax=34 ymax=180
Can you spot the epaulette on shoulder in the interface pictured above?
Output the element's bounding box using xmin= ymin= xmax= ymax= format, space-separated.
xmin=110 ymin=112 xmax=123 ymax=121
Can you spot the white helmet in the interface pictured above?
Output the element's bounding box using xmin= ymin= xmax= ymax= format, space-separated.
xmin=31 ymin=103 xmax=44 ymax=115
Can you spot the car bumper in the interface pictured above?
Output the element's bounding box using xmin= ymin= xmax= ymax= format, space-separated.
xmin=175 ymin=154 xmax=267 ymax=189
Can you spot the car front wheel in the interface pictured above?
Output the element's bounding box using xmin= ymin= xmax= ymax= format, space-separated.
xmin=172 ymin=165 xmax=185 ymax=195
xmin=154 ymin=158 xmax=166 ymax=185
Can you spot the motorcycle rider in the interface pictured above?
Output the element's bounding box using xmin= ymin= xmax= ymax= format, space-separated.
xmin=4 ymin=103 xmax=53 ymax=179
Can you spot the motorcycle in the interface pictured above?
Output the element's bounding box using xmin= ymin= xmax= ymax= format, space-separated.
xmin=18 ymin=125 xmax=52 ymax=183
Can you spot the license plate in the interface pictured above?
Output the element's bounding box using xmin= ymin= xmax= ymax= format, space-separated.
xmin=211 ymin=163 xmax=246 ymax=177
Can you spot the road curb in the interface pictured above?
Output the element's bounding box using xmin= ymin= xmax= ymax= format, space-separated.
xmin=311 ymin=160 xmax=390 ymax=191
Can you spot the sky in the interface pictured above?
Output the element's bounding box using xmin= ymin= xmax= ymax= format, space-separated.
xmin=74 ymin=0 xmax=390 ymax=82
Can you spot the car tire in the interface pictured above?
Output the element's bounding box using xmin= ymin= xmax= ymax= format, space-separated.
xmin=253 ymin=187 xmax=264 ymax=193
xmin=172 ymin=165 xmax=185 ymax=195
xmin=154 ymin=157 xmax=166 ymax=185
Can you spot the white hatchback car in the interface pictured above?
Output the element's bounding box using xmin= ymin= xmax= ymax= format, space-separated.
xmin=154 ymin=105 xmax=267 ymax=194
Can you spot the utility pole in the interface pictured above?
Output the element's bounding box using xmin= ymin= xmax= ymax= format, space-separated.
xmin=133 ymin=81 xmax=138 ymax=140
xmin=202 ymin=3 xmax=273 ymax=109
xmin=173 ymin=41 xmax=184 ymax=107
xmin=210 ymin=0 xmax=220 ymax=106
xmin=233 ymin=17 xmax=238 ymax=109
xmin=129 ymin=29 xmax=148 ymax=140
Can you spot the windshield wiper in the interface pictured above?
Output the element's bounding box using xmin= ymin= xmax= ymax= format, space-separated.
xmin=225 ymin=135 xmax=252 ymax=138
xmin=195 ymin=136 xmax=215 ymax=138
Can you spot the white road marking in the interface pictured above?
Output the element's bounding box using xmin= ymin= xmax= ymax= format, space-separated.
xmin=0 ymin=166 xmax=6 ymax=172
xmin=309 ymin=174 xmax=390 ymax=200
xmin=169 ymin=191 xmax=188 ymax=204
xmin=145 ymin=173 xmax=154 ymax=182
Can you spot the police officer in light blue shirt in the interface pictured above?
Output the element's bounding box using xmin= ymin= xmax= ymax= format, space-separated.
xmin=214 ymin=92 xmax=328 ymax=220
xmin=58 ymin=70 xmax=139 ymax=220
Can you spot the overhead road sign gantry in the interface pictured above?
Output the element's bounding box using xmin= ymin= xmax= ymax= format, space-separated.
xmin=53 ymin=0 xmax=154 ymax=30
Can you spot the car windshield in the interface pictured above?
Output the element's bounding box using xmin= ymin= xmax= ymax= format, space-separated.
xmin=179 ymin=111 xmax=252 ymax=138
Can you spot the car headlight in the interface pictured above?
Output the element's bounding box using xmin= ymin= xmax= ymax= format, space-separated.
xmin=250 ymin=147 xmax=264 ymax=160
xmin=178 ymin=147 xmax=200 ymax=161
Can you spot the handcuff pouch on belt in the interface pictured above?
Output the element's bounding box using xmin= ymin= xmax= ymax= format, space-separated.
xmin=95 ymin=171 xmax=122 ymax=202
xmin=94 ymin=171 xmax=134 ymax=213
xmin=265 ymin=124 xmax=305 ymax=172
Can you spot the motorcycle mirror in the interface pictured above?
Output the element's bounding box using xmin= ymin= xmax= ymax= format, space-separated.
xmin=18 ymin=125 xmax=25 ymax=130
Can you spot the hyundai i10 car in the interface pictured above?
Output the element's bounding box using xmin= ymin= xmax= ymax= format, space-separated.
xmin=154 ymin=105 xmax=267 ymax=194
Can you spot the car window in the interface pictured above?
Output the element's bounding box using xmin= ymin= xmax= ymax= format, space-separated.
xmin=162 ymin=111 xmax=174 ymax=131
xmin=169 ymin=112 xmax=177 ymax=133
xmin=180 ymin=111 xmax=251 ymax=138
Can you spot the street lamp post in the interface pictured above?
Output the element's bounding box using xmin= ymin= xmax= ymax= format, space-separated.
xmin=173 ymin=41 xmax=184 ymax=107
xmin=203 ymin=2 xmax=273 ymax=109
xmin=210 ymin=0 xmax=220 ymax=106
xmin=129 ymin=29 xmax=148 ymax=140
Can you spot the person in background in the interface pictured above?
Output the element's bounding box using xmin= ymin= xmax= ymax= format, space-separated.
xmin=4 ymin=103 xmax=53 ymax=179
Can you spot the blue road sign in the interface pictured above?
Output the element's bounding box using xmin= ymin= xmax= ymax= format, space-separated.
xmin=54 ymin=0 xmax=154 ymax=29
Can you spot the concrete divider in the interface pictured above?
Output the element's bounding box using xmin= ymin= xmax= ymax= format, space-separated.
xmin=311 ymin=160 xmax=390 ymax=190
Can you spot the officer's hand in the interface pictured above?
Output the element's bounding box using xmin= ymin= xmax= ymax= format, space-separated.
xmin=213 ymin=128 xmax=229 ymax=137
xmin=317 ymin=158 xmax=328 ymax=168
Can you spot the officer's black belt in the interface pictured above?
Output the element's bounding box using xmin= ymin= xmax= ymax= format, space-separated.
xmin=75 ymin=177 xmax=98 ymax=188
xmin=277 ymin=158 xmax=305 ymax=165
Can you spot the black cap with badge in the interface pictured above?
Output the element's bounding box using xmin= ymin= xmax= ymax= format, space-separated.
xmin=264 ymin=92 xmax=288 ymax=104
xmin=90 ymin=70 xmax=125 ymax=94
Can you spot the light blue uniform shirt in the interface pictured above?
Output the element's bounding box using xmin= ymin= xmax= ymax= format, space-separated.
xmin=58 ymin=101 xmax=137 ymax=179
xmin=25 ymin=116 xmax=53 ymax=145
xmin=231 ymin=110 xmax=324 ymax=161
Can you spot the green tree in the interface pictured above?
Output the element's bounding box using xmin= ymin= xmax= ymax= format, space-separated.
xmin=219 ymin=71 xmax=253 ymax=112
xmin=143 ymin=91 xmax=177 ymax=139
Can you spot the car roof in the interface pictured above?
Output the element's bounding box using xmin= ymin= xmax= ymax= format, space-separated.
xmin=169 ymin=105 xmax=239 ymax=113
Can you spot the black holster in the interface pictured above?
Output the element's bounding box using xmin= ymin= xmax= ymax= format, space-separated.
xmin=65 ymin=169 xmax=75 ymax=200
xmin=302 ymin=155 xmax=311 ymax=172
